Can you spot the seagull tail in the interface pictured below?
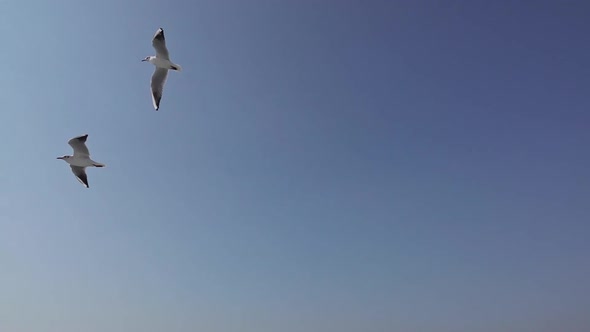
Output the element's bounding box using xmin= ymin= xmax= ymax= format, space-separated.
xmin=93 ymin=163 xmax=106 ymax=168
xmin=171 ymin=63 xmax=182 ymax=71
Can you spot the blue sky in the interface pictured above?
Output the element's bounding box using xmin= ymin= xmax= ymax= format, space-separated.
xmin=1 ymin=1 xmax=589 ymax=331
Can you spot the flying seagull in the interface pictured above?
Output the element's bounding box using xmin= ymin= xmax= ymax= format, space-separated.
xmin=142 ymin=27 xmax=182 ymax=110
xmin=57 ymin=134 xmax=106 ymax=188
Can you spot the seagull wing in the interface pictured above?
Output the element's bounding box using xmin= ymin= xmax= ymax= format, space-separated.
xmin=68 ymin=134 xmax=90 ymax=157
xmin=70 ymin=166 xmax=89 ymax=188
xmin=151 ymin=67 xmax=169 ymax=110
xmin=152 ymin=28 xmax=170 ymax=60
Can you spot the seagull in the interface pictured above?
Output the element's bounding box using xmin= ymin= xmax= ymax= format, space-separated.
xmin=57 ymin=134 xmax=106 ymax=188
xmin=142 ymin=27 xmax=182 ymax=111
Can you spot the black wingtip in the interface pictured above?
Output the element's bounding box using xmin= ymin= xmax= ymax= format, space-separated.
xmin=76 ymin=134 xmax=89 ymax=142
xmin=154 ymin=28 xmax=165 ymax=40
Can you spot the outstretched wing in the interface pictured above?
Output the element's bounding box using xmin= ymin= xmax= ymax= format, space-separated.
xmin=68 ymin=134 xmax=90 ymax=157
xmin=151 ymin=67 xmax=169 ymax=110
xmin=70 ymin=166 xmax=89 ymax=188
xmin=152 ymin=28 xmax=170 ymax=60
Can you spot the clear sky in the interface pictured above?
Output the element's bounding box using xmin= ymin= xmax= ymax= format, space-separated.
xmin=1 ymin=1 xmax=589 ymax=331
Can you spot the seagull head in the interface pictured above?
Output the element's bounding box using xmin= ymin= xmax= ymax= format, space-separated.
xmin=57 ymin=155 xmax=70 ymax=160
xmin=141 ymin=56 xmax=152 ymax=62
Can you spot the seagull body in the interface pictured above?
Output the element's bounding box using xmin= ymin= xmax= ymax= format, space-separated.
xmin=142 ymin=28 xmax=182 ymax=111
xmin=57 ymin=134 xmax=105 ymax=188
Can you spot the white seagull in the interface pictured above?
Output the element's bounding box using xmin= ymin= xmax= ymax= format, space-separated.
xmin=142 ymin=27 xmax=182 ymax=111
xmin=57 ymin=134 xmax=106 ymax=188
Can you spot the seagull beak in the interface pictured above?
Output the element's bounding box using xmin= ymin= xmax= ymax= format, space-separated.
xmin=141 ymin=59 xmax=147 ymax=62
xmin=56 ymin=156 xmax=63 ymax=159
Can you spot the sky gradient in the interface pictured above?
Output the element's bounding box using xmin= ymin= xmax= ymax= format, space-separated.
xmin=1 ymin=1 xmax=589 ymax=331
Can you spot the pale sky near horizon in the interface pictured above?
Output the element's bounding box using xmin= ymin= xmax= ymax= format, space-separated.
xmin=1 ymin=1 xmax=589 ymax=331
